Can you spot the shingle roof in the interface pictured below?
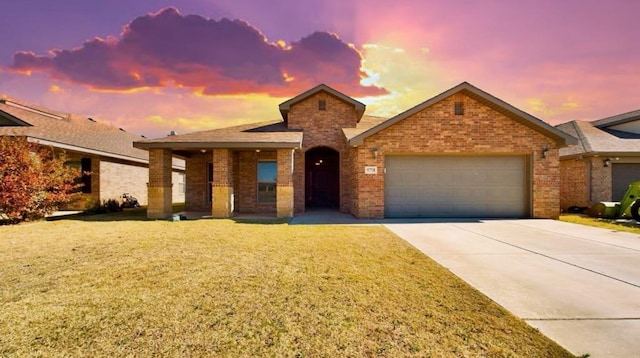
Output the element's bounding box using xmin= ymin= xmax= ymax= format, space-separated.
xmin=134 ymin=120 xmax=303 ymax=150
xmin=556 ymin=120 xmax=640 ymax=157
xmin=591 ymin=109 xmax=640 ymax=128
xmin=0 ymin=98 xmax=149 ymax=163
xmin=342 ymin=115 xmax=389 ymax=141
xmin=348 ymin=82 xmax=577 ymax=146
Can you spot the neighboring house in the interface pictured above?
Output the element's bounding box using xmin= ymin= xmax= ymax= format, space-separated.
xmin=134 ymin=82 xmax=576 ymax=219
xmin=0 ymin=98 xmax=185 ymax=210
xmin=557 ymin=109 xmax=640 ymax=210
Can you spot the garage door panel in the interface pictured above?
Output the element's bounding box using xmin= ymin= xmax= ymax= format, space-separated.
xmin=612 ymin=164 xmax=640 ymax=201
xmin=385 ymin=156 xmax=528 ymax=218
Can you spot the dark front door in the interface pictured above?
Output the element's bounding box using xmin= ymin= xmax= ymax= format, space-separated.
xmin=305 ymin=147 xmax=339 ymax=208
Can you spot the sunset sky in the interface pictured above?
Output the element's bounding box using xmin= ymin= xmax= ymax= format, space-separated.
xmin=1 ymin=0 xmax=639 ymax=139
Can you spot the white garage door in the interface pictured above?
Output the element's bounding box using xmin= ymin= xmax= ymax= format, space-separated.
xmin=385 ymin=156 xmax=528 ymax=218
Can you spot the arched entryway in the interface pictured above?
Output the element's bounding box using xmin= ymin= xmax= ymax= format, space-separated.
xmin=305 ymin=146 xmax=340 ymax=208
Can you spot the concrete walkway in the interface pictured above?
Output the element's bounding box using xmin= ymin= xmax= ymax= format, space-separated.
xmin=383 ymin=219 xmax=640 ymax=357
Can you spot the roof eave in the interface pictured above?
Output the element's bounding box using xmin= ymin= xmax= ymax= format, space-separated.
xmin=134 ymin=141 xmax=302 ymax=150
xmin=27 ymin=137 xmax=150 ymax=165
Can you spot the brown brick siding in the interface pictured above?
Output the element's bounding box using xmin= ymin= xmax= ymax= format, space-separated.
xmin=288 ymin=92 xmax=357 ymax=213
xmin=560 ymin=159 xmax=589 ymax=211
xmin=235 ymin=150 xmax=276 ymax=214
xmin=589 ymin=157 xmax=611 ymax=203
xmin=351 ymin=93 xmax=560 ymax=219
xmin=185 ymin=152 xmax=210 ymax=211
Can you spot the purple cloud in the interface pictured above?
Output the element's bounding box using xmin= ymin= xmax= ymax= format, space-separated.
xmin=10 ymin=7 xmax=385 ymax=97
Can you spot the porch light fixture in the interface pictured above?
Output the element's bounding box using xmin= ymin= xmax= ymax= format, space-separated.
xmin=372 ymin=147 xmax=379 ymax=160
xmin=604 ymin=158 xmax=612 ymax=167
xmin=541 ymin=146 xmax=548 ymax=159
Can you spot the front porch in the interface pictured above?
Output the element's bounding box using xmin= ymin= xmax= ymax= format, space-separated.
xmin=146 ymin=147 xmax=296 ymax=219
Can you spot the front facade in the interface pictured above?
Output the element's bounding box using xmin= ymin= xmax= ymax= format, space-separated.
xmin=0 ymin=98 xmax=185 ymax=210
xmin=557 ymin=110 xmax=640 ymax=211
xmin=135 ymin=82 xmax=575 ymax=219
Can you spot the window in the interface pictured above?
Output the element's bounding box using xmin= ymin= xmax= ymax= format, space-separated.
xmin=81 ymin=158 xmax=92 ymax=193
xmin=318 ymin=99 xmax=326 ymax=111
xmin=178 ymin=173 xmax=186 ymax=194
xmin=207 ymin=162 xmax=213 ymax=202
xmin=454 ymin=101 xmax=464 ymax=115
xmin=257 ymin=161 xmax=277 ymax=203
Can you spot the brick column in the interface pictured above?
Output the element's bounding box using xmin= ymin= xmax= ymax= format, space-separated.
xmin=212 ymin=149 xmax=234 ymax=218
xmin=147 ymin=149 xmax=173 ymax=219
xmin=277 ymin=149 xmax=294 ymax=218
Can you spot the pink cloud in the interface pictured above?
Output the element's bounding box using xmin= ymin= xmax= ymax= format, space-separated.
xmin=9 ymin=7 xmax=386 ymax=97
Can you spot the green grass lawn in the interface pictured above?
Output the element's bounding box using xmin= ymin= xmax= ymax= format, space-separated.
xmin=1 ymin=210 xmax=572 ymax=357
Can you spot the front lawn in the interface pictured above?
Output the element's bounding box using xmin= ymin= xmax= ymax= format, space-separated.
xmin=0 ymin=211 xmax=572 ymax=356
xmin=560 ymin=214 xmax=640 ymax=234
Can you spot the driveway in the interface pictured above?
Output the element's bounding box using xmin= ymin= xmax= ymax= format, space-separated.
xmin=383 ymin=219 xmax=640 ymax=358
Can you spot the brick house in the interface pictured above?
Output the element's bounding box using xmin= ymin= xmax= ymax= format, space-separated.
xmin=0 ymin=98 xmax=185 ymax=210
xmin=134 ymin=82 xmax=575 ymax=219
xmin=557 ymin=109 xmax=640 ymax=210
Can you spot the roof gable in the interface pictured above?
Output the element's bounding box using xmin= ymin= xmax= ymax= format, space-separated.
xmin=348 ymin=82 xmax=577 ymax=146
xmin=278 ymin=84 xmax=366 ymax=122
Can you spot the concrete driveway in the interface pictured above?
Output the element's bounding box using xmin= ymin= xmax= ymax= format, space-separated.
xmin=383 ymin=219 xmax=640 ymax=358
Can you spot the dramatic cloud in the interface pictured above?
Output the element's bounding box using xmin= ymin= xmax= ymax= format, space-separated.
xmin=9 ymin=7 xmax=386 ymax=97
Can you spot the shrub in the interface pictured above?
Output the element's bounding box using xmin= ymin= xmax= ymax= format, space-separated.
xmin=84 ymin=198 xmax=123 ymax=214
xmin=0 ymin=136 xmax=81 ymax=223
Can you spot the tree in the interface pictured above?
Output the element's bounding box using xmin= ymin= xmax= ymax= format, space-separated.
xmin=0 ymin=136 xmax=81 ymax=223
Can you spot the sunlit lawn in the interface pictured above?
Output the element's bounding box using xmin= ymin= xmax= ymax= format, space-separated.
xmin=0 ymin=209 xmax=572 ymax=356
xmin=560 ymin=214 xmax=640 ymax=234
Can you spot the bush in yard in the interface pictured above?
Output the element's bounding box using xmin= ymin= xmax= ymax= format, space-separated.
xmin=0 ymin=136 xmax=81 ymax=224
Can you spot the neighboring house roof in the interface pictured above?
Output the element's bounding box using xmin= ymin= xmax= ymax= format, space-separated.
xmin=279 ymin=84 xmax=366 ymax=122
xmin=0 ymin=98 xmax=186 ymax=169
xmin=134 ymin=120 xmax=304 ymax=153
xmin=348 ymin=82 xmax=577 ymax=146
xmin=591 ymin=109 xmax=640 ymax=128
xmin=557 ymin=119 xmax=640 ymax=157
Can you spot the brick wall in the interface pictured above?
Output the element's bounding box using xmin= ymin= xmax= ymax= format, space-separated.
xmin=100 ymin=160 xmax=148 ymax=205
xmin=351 ymin=92 xmax=560 ymax=219
xmin=590 ymin=157 xmax=611 ymax=203
xmin=288 ymin=92 xmax=358 ymax=213
xmin=236 ymin=150 xmax=276 ymax=214
xmin=560 ymin=158 xmax=589 ymax=210
xmin=185 ymin=152 xmax=210 ymax=211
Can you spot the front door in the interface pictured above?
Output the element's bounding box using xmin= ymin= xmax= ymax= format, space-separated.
xmin=305 ymin=147 xmax=339 ymax=208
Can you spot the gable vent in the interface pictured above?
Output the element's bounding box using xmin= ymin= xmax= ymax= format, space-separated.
xmin=454 ymin=102 xmax=464 ymax=115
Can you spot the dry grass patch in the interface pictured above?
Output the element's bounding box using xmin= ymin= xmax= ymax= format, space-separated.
xmin=560 ymin=214 xmax=640 ymax=234
xmin=1 ymin=212 xmax=572 ymax=356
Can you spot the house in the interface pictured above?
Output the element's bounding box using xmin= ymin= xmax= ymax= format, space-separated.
xmin=0 ymin=98 xmax=185 ymax=210
xmin=134 ymin=82 xmax=576 ymax=219
xmin=557 ymin=109 xmax=640 ymax=210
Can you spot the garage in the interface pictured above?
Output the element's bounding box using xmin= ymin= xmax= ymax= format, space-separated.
xmin=612 ymin=163 xmax=640 ymax=200
xmin=385 ymin=156 xmax=529 ymax=218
